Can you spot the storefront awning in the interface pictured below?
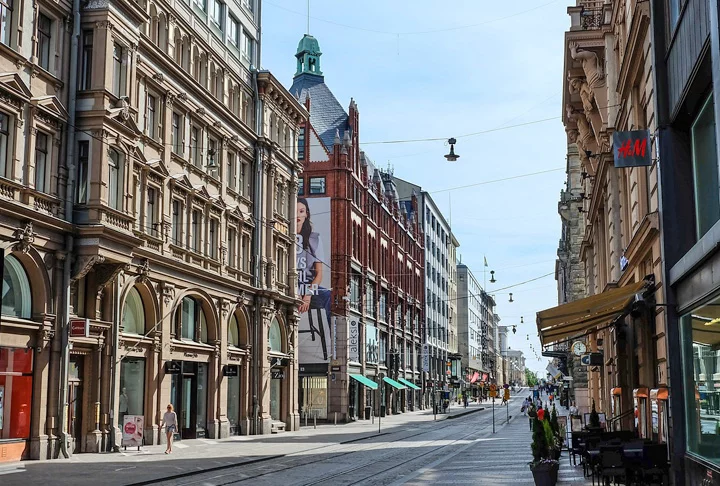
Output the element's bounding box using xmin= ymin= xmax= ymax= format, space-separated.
xmin=349 ymin=374 xmax=378 ymax=390
xmin=633 ymin=387 xmax=649 ymax=398
xmin=537 ymin=281 xmax=648 ymax=347
xmin=611 ymin=387 xmax=622 ymax=396
xmin=650 ymin=388 xmax=668 ymax=400
xmin=382 ymin=377 xmax=408 ymax=390
xmin=398 ymin=378 xmax=421 ymax=390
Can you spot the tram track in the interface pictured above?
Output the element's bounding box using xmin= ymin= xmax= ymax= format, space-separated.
xmin=158 ymin=402 xmax=518 ymax=486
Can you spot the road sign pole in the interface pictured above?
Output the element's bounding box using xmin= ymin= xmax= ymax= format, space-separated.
xmin=492 ymin=397 xmax=495 ymax=434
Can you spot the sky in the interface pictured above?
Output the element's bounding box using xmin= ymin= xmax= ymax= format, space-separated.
xmin=261 ymin=0 xmax=571 ymax=376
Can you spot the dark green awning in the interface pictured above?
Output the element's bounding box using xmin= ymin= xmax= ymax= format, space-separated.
xmin=398 ymin=378 xmax=421 ymax=390
xmin=382 ymin=377 xmax=408 ymax=390
xmin=349 ymin=374 xmax=378 ymax=390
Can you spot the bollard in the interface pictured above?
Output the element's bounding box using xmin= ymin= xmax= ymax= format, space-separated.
xmin=371 ymin=409 xmax=374 ymax=424
xmin=314 ymin=411 xmax=317 ymax=429
xmin=334 ymin=412 xmax=337 ymax=425
xmin=305 ymin=411 xmax=308 ymax=427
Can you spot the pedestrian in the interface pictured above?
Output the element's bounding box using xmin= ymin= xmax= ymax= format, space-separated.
xmin=570 ymin=401 xmax=578 ymax=417
xmin=463 ymin=394 xmax=469 ymax=408
xmin=160 ymin=403 xmax=178 ymax=454
xmin=527 ymin=404 xmax=537 ymax=431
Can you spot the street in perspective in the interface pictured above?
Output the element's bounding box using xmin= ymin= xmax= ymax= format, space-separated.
xmin=0 ymin=0 xmax=719 ymax=485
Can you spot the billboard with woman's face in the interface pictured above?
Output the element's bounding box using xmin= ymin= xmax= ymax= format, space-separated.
xmin=296 ymin=197 xmax=332 ymax=364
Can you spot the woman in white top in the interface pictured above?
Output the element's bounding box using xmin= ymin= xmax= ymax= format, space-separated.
xmin=160 ymin=404 xmax=177 ymax=454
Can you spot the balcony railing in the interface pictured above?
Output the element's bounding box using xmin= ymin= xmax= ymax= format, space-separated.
xmin=580 ymin=1 xmax=604 ymax=30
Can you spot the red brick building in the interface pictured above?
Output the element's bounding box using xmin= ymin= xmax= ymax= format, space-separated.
xmin=290 ymin=35 xmax=426 ymax=420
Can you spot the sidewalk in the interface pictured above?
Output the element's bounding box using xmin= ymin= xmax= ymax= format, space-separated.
xmin=0 ymin=401 xmax=485 ymax=486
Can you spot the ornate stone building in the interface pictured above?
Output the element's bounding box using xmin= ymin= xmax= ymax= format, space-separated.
xmin=0 ymin=0 xmax=306 ymax=462
xmin=541 ymin=0 xmax=667 ymax=441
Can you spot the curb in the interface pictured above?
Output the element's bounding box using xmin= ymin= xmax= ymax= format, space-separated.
xmin=445 ymin=407 xmax=485 ymax=420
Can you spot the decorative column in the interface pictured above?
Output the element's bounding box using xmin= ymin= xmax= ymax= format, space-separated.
xmin=258 ymin=302 xmax=274 ymax=434
xmin=286 ymin=311 xmax=300 ymax=431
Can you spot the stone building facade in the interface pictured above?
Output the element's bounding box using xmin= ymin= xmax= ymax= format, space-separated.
xmin=289 ymin=35 xmax=425 ymax=422
xmin=0 ymin=0 xmax=306 ymax=462
xmin=545 ymin=0 xmax=667 ymax=440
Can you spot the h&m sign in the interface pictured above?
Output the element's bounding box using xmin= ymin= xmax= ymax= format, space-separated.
xmin=613 ymin=130 xmax=652 ymax=168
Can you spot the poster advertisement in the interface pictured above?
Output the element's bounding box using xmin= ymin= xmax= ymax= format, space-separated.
xmin=365 ymin=325 xmax=379 ymax=363
xmin=122 ymin=415 xmax=144 ymax=447
xmin=296 ymin=197 xmax=332 ymax=364
xmin=348 ymin=318 xmax=360 ymax=363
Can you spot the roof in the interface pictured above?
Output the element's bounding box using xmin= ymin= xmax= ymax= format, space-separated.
xmin=290 ymin=73 xmax=348 ymax=151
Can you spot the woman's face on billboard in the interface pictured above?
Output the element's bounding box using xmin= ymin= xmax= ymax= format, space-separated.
xmin=297 ymin=201 xmax=308 ymax=227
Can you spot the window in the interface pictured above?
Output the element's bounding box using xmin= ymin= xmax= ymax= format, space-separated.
xmin=76 ymin=141 xmax=89 ymax=203
xmin=668 ymin=0 xmax=684 ymax=32
xmin=240 ymin=162 xmax=249 ymax=196
xmin=0 ymin=347 xmax=34 ymax=439
xmin=243 ymin=0 xmax=254 ymax=13
xmin=207 ymin=136 xmax=218 ymax=172
xmin=227 ymin=227 xmax=236 ymax=267
xmin=193 ymin=0 xmax=207 ymax=11
xmin=0 ymin=0 xmax=12 ymax=46
xmin=81 ymin=31 xmax=93 ymax=90
xmin=171 ymin=112 xmax=182 ymax=155
xmin=121 ymin=287 xmax=145 ymax=335
xmin=0 ymin=112 xmax=10 ymax=178
xmin=146 ymin=94 xmax=157 ymax=140
xmin=2 ymin=254 xmax=31 ymax=318
xmin=268 ymin=317 xmax=282 ymax=352
xmin=228 ymin=313 xmax=241 ymax=347
xmin=208 ymin=219 xmax=218 ymax=259
xmin=298 ymin=126 xmax=305 ymax=160
xmin=297 ymin=178 xmax=304 ymax=196
xmin=691 ymin=95 xmax=719 ymax=239
xmin=210 ymin=0 xmax=223 ymax=27
xmin=309 ymin=177 xmax=326 ymax=195
xmin=190 ymin=209 xmax=201 ymax=251
xmin=171 ymin=199 xmax=182 ymax=245
xmin=680 ymin=296 xmax=720 ymax=468
xmin=191 ymin=125 xmax=201 ymax=167
xmin=227 ymin=151 xmax=237 ymax=190
xmin=37 ymin=13 xmax=51 ymax=70
xmin=242 ymin=30 xmax=254 ymax=64
xmin=228 ymin=15 xmax=239 ymax=46
xmin=112 ymin=43 xmax=127 ymax=97
xmin=108 ymin=148 xmax=123 ymax=210
xmin=34 ymin=132 xmax=48 ymax=193
xmin=146 ymin=186 xmax=157 ymax=235
xmin=178 ymin=296 xmax=208 ymax=343
xmin=241 ymin=234 xmax=249 ymax=271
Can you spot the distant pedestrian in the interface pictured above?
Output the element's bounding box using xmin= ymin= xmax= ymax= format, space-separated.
xmin=160 ymin=403 xmax=178 ymax=454
xmin=521 ymin=398 xmax=529 ymax=416
xmin=463 ymin=394 xmax=469 ymax=408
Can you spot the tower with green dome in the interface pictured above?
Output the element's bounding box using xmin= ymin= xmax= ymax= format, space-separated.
xmin=295 ymin=34 xmax=322 ymax=77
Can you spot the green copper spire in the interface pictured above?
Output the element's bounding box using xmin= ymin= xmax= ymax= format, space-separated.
xmin=295 ymin=34 xmax=322 ymax=77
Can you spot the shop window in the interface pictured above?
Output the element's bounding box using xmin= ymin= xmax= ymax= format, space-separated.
xmin=177 ymin=296 xmax=208 ymax=343
xmin=119 ymin=358 xmax=145 ymax=424
xmin=268 ymin=317 xmax=282 ymax=352
xmin=0 ymin=347 xmax=34 ymax=439
xmin=121 ymin=287 xmax=145 ymax=335
xmin=2 ymin=254 xmax=31 ymax=319
xmin=691 ymin=94 xmax=719 ymax=239
xmin=680 ymin=296 xmax=720 ymax=467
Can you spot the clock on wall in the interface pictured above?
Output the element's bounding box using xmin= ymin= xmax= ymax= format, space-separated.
xmin=571 ymin=341 xmax=587 ymax=356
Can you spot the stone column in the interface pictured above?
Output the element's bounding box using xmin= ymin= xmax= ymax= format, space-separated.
xmin=258 ymin=302 xmax=274 ymax=434
xmin=286 ymin=312 xmax=300 ymax=431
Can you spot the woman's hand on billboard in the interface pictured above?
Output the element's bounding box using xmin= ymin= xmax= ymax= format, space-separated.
xmin=299 ymin=295 xmax=311 ymax=313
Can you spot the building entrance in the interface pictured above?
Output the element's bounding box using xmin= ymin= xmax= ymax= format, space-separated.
xmin=68 ymin=356 xmax=83 ymax=453
xmin=171 ymin=362 xmax=208 ymax=439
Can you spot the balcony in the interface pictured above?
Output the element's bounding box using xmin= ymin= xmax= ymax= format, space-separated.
xmin=569 ymin=0 xmax=607 ymax=31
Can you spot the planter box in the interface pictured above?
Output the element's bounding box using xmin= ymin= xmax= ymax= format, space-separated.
xmin=530 ymin=461 xmax=559 ymax=486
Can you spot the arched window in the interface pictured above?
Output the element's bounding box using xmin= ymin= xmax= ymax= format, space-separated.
xmin=268 ymin=317 xmax=282 ymax=352
xmin=228 ymin=314 xmax=240 ymax=347
xmin=121 ymin=287 xmax=145 ymax=335
xmin=2 ymin=255 xmax=31 ymax=319
xmin=177 ymin=296 xmax=208 ymax=343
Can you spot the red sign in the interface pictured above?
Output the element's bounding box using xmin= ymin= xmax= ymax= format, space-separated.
xmin=69 ymin=318 xmax=89 ymax=338
xmin=124 ymin=421 xmax=137 ymax=435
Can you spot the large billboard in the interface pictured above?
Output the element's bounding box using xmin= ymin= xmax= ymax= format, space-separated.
xmin=296 ymin=197 xmax=332 ymax=364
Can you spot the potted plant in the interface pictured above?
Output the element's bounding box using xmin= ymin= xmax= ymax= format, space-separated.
xmin=529 ymin=408 xmax=560 ymax=486
xmin=587 ymin=399 xmax=602 ymax=432
xmin=550 ymin=405 xmax=563 ymax=459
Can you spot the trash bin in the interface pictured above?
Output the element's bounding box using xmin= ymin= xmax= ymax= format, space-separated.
xmin=364 ymin=406 xmax=371 ymax=420
xmin=380 ymin=405 xmax=386 ymax=417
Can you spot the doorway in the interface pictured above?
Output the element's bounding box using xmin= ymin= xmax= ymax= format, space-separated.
xmin=68 ymin=356 xmax=83 ymax=453
xmin=171 ymin=362 xmax=208 ymax=439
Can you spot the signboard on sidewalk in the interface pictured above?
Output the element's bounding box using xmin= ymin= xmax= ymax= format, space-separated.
xmin=122 ymin=415 xmax=144 ymax=447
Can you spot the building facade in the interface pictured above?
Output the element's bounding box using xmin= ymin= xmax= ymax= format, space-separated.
xmin=506 ymin=350 xmax=526 ymax=387
xmin=394 ymin=179 xmax=456 ymax=403
xmin=543 ymin=0 xmax=667 ymax=452
xmin=649 ymin=0 xmax=720 ymax=481
xmin=457 ymin=264 xmax=483 ymax=380
xmin=0 ymin=0 xmax=307 ymax=462
xmin=289 ymin=35 xmax=425 ymax=422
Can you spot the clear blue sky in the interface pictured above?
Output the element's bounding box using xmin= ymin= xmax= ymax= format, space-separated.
xmin=261 ymin=0 xmax=570 ymax=376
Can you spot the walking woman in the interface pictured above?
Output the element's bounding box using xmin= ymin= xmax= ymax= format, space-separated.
xmin=160 ymin=404 xmax=178 ymax=454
